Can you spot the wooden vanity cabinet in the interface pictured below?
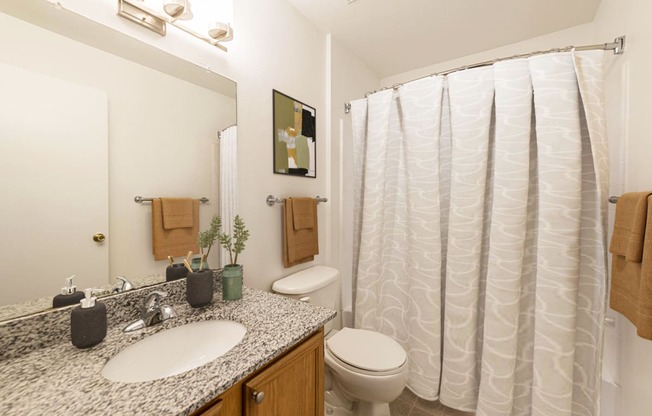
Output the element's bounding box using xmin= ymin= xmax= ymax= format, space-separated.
xmin=193 ymin=328 xmax=324 ymax=416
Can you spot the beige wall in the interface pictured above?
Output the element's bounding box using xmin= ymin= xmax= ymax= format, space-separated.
xmin=18 ymin=0 xmax=331 ymax=290
xmin=381 ymin=23 xmax=595 ymax=87
xmin=592 ymin=1 xmax=652 ymax=415
xmin=329 ymin=36 xmax=381 ymax=324
xmin=229 ymin=0 xmax=328 ymax=289
xmin=0 ymin=12 xmax=235 ymax=290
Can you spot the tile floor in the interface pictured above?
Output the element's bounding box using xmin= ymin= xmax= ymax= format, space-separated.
xmin=389 ymin=389 xmax=476 ymax=416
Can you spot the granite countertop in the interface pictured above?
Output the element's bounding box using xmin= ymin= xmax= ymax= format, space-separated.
xmin=0 ymin=287 xmax=336 ymax=416
xmin=0 ymin=274 xmax=166 ymax=322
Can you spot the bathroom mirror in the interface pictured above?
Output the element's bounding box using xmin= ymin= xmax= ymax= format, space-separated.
xmin=0 ymin=2 xmax=236 ymax=321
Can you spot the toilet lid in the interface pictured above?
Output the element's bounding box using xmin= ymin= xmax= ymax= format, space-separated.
xmin=326 ymin=328 xmax=406 ymax=372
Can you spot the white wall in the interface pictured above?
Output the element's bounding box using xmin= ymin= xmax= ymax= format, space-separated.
xmin=592 ymin=1 xmax=652 ymax=415
xmin=329 ymin=36 xmax=381 ymax=325
xmin=0 ymin=12 xmax=235 ymax=291
xmin=3 ymin=0 xmax=332 ymax=291
xmin=229 ymin=0 xmax=328 ymax=289
xmin=381 ymin=23 xmax=595 ymax=87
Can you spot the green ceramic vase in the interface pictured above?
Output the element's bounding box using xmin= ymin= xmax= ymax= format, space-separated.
xmin=190 ymin=257 xmax=209 ymax=271
xmin=222 ymin=264 xmax=243 ymax=301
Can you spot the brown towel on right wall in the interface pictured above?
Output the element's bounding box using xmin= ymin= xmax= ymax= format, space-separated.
xmin=610 ymin=192 xmax=652 ymax=339
xmin=283 ymin=197 xmax=319 ymax=268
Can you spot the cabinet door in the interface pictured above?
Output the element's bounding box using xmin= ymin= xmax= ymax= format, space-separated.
xmin=194 ymin=380 xmax=242 ymax=416
xmin=200 ymin=399 xmax=223 ymax=416
xmin=244 ymin=329 xmax=324 ymax=416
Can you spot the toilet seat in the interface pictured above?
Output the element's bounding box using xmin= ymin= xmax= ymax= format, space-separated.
xmin=326 ymin=328 xmax=407 ymax=376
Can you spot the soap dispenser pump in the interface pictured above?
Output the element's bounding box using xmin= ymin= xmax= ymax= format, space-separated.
xmin=53 ymin=275 xmax=85 ymax=308
xmin=70 ymin=289 xmax=107 ymax=349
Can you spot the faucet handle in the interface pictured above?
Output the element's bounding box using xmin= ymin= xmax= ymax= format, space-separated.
xmin=142 ymin=291 xmax=168 ymax=313
xmin=114 ymin=276 xmax=135 ymax=293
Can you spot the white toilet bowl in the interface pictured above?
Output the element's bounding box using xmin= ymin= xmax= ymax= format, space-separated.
xmin=324 ymin=328 xmax=408 ymax=416
xmin=271 ymin=267 xmax=408 ymax=416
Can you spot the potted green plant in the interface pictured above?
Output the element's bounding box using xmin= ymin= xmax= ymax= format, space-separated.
xmin=196 ymin=215 xmax=221 ymax=270
xmin=218 ymin=215 xmax=250 ymax=300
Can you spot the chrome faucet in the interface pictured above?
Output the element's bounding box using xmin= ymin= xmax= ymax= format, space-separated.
xmin=112 ymin=276 xmax=135 ymax=293
xmin=124 ymin=291 xmax=177 ymax=332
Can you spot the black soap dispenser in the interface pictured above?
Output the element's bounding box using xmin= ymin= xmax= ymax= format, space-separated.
xmin=53 ymin=275 xmax=85 ymax=308
xmin=70 ymin=289 xmax=107 ymax=349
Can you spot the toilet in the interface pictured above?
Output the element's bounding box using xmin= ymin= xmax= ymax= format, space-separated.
xmin=273 ymin=266 xmax=408 ymax=416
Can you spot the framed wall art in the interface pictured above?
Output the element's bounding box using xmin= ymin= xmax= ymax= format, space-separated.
xmin=273 ymin=90 xmax=316 ymax=178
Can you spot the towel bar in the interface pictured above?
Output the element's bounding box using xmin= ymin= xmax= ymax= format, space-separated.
xmin=134 ymin=196 xmax=210 ymax=204
xmin=266 ymin=195 xmax=327 ymax=207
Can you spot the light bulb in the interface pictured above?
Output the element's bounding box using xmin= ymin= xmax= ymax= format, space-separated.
xmin=208 ymin=22 xmax=233 ymax=42
xmin=163 ymin=0 xmax=185 ymax=18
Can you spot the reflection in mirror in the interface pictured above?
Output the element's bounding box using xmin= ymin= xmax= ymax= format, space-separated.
xmin=0 ymin=2 xmax=236 ymax=321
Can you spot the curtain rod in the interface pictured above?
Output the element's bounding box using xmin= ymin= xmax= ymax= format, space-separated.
xmin=344 ymin=36 xmax=626 ymax=114
xmin=217 ymin=123 xmax=237 ymax=139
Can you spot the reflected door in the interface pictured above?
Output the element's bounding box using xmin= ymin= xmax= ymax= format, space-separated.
xmin=0 ymin=62 xmax=108 ymax=306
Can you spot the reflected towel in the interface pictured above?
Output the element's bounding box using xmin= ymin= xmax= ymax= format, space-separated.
xmin=152 ymin=199 xmax=199 ymax=261
xmin=283 ymin=198 xmax=319 ymax=268
xmin=291 ymin=197 xmax=316 ymax=230
xmin=610 ymin=194 xmax=652 ymax=339
xmin=610 ymin=192 xmax=652 ymax=262
xmin=161 ymin=197 xmax=194 ymax=230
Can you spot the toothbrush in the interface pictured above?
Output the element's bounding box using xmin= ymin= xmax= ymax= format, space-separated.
xmin=183 ymin=259 xmax=193 ymax=273
xmin=168 ymin=256 xmax=174 ymax=265
xmin=199 ymin=254 xmax=207 ymax=270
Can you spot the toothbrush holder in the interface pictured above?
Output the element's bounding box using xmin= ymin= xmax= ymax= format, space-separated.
xmin=166 ymin=263 xmax=189 ymax=282
xmin=186 ymin=269 xmax=213 ymax=308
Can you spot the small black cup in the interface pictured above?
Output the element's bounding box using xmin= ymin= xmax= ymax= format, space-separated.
xmin=186 ymin=269 xmax=213 ymax=308
xmin=166 ymin=263 xmax=189 ymax=282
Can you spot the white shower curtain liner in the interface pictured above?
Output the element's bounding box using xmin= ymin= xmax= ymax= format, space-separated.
xmin=351 ymin=51 xmax=609 ymax=416
xmin=219 ymin=125 xmax=238 ymax=267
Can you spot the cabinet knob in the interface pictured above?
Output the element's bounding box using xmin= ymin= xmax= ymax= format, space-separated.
xmin=252 ymin=390 xmax=265 ymax=404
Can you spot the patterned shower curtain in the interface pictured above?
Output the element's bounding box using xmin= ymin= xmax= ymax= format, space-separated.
xmin=351 ymin=51 xmax=609 ymax=416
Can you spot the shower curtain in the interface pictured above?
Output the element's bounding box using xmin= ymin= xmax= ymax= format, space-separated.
xmin=351 ymin=51 xmax=609 ymax=416
xmin=219 ymin=125 xmax=238 ymax=267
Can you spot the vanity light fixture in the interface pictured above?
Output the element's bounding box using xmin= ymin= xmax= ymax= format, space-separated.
xmin=117 ymin=0 xmax=234 ymax=51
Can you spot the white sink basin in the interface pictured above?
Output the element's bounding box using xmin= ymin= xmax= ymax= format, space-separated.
xmin=101 ymin=320 xmax=246 ymax=383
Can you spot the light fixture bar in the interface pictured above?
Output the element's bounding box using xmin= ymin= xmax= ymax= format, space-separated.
xmin=117 ymin=0 xmax=230 ymax=52
xmin=118 ymin=0 xmax=166 ymax=35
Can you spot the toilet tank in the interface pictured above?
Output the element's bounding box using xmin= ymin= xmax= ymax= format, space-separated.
xmin=273 ymin=266 xmax=340 ymax=332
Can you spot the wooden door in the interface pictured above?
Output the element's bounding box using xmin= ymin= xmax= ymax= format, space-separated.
xmin=244 ymin=329 xmax=324 ymax=416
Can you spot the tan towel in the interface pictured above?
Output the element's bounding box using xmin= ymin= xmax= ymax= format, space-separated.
xmin=291 ymin=197 xmax=316 ymax=230
xmin=283 ymin=198 xmax=319 ymax=268
xmin=610 ymin=192 xmax=652 ymax=262
xmin=610 ymin=194 xmax=652 ymax=339
xmin=161 ymin=198 xmax=194 ymax=230
xmin=152 ymin=199 xmax=199 ymax=261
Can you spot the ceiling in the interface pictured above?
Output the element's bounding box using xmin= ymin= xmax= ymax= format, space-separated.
xmin=287 ymin=0 xmax=602 ymax=79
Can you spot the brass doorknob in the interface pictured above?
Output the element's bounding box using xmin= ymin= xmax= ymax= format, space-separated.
xmin=252 ymin=390 xmax=265 ymax=404
xmin=93 ymin=233 xmax=106 ymax=243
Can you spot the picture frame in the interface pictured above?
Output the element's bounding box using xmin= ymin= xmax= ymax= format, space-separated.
xmin=273 ymin=90 xmax=316 ymax=178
